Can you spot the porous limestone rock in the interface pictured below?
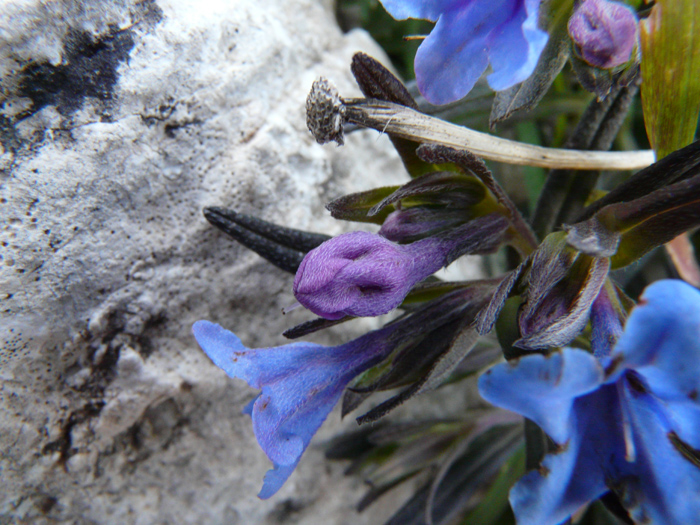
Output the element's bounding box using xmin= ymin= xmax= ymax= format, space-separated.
xmin=0 ymin=0 xmax=427 ymax=522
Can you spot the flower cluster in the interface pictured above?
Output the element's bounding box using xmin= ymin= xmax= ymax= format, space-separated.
xmin=480 ymin=280 xmax=700 ymax=524
xmin=194 ymin=0 xmax=700 ymax=522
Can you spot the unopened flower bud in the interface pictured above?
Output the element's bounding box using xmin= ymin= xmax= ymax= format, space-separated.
xmin=293 ymin=215 xmax=510 ymax=320
xmin=293 ymin=231 xmax=447 ymax=320
xmin=568 ymin=0 xmax=639 ymax=69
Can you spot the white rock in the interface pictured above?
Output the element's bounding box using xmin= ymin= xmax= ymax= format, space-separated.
xmin=0 ymin=0 xmax=417 ymax=522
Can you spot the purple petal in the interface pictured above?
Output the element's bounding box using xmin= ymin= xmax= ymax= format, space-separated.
xmin=478 ymin=349 xmax=604 ymax=444
xmin=568 ymin=0 xmax=638 ymax=69
xmin=293 ymin=231 xmax=456 ymax=319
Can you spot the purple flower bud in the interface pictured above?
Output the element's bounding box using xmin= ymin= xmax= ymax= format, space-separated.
xmin=292 ymin=231 xmax=448 ymax=320
xmin=294 ymin=216 xmax=510 ymax=320
xmin=568 ymin=0 xmax=639 ymax=69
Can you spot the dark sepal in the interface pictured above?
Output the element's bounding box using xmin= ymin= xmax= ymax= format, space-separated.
xmin=353 ymin=324 xmax=479 ymax=426
xmin=341 ymin=282 xmax=497 ymax=419
xmin=326 ymin=185 xmax=399 ymax=224
xmin=351 ymin=52 xmax=418 ymax=110
xmin=203 ymin=207 xmax=330 ymax=273
xmin=576 ymin=139 xmax=700 ymax=223
xmin=476 ymin=262 xmax=528 ymax=335
xmin=531 ymin=81 xmax=638 ymax=238
xmin=489 ymin=0 xmax=573 ymax=126
xmin=282 ymin=316 xmax=352 ymax=339
xmin=516 ymin=233 xmax=609 ymax=349
xmin=417 ymin=144 xmax=538 ymax=253
xmin=570 ymin=52 xmax=615 ymax=100
xmin=368 ymin=171 xmax=487 ymax=217
xmin=350 ymin=52 xmax=460 ymax=178
xmin=566 ymin=173 xmax=700 ymax=268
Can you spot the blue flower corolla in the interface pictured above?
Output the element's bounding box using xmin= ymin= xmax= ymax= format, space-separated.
xmin=379 ymin=0 xmax=549 ymax=105
xmin=192 ymin=320 xmax=399 ymax=499
xmin=478 ymin=280 xmax=700 ymax=524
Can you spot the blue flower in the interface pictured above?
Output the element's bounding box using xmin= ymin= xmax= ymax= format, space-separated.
xmin=192 ymin=320 xmax=399 ymax=499
xmin=478 ymin=280 xmax=700 ymax=524
xmin=379 ymin=0 xmax=549 ymax=105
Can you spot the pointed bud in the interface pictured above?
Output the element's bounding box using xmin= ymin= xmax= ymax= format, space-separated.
xmin=568 ymin=0 xmax=639 ymax=69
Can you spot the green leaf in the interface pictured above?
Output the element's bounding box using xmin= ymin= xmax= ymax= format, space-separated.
xmin=640 ymin=0 xmax=700 ymax=159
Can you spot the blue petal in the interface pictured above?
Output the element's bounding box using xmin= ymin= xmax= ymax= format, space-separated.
xmin=258 ymin=462 xmax=299 ymax=500
xmin=378 ymin=0 xmax=460 ymax=21
xmin=486 ymin=0 xmax=548 ymax=90
xmin=193 ymin=320 xmax=397 ymax=498
xmin=618 ymin=377 xmax=700 ymax=523
xmin=510 ymin=387 xmax=617 ymax=525
xmin=478 ymin=348 xmax=604 ymax=444
xmin=609 ymin=280 xmax=700 ymax=447
xmin=414 ymin=0 xmax=512 ymax=105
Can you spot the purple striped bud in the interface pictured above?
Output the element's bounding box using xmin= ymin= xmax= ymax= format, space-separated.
xmin=568 ymin=0 xmax=639 ymax=69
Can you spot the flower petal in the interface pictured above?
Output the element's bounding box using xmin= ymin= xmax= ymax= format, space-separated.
xmin=486 ymin=0 xmax=548 ymax=90
xmin=378 ymin=0 xmax=458 ymax=21
xmin=609 ymin=280 xmax=700 ymax=446
xmin=478 ymin=348 xmax=604 ymax=444
xmin=414 ymin=1 xmax=512 ymax=105
xmin=617 ymin=378 xmax=700 ymax=523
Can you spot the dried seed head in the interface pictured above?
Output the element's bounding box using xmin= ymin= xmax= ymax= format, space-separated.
xmin=306 ymin=77 xmax=346 ymax=146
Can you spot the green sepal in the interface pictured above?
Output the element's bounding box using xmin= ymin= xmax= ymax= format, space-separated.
xmin=325 ymin=185 xmax=399 ymax=224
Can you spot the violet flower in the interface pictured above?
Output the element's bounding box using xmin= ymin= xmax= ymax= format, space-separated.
xmin=479 ymin=280 xmax=700 ymax=524
xmin=293 ymin=215 xmax=509 ymax=320
xmin=568 ymin=0 xmax=639 ymax=69
xmin=192 ymin=320 xmax=400 ymax=499
xmin=379 ymin=0 xmax=549 ymax=105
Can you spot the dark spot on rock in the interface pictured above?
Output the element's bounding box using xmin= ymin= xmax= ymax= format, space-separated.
xmin=42 ymin=401 xmax=104 ymax=467
xmin=17 ymin=27 xmax=136 ymax=118
xmin=690 ymin=389 xmax=698 ymax=400
xmin=37 ymin=494 xmax=58 ymax=515
xmin=269 ymin=499 xmax=305 ymax=522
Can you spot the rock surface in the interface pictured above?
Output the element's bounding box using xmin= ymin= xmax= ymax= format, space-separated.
xmin=0 ymin=0 xmax=428 ymax=522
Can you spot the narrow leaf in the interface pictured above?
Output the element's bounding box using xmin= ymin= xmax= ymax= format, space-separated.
xmin=640 ymin=0 xmax=700 ymax=159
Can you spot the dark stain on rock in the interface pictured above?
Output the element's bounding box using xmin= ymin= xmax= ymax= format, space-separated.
xmin=17 ymin=27 xmax=136 ymax=119
xmin=41 ymin=401 xmax=105 ymax=467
